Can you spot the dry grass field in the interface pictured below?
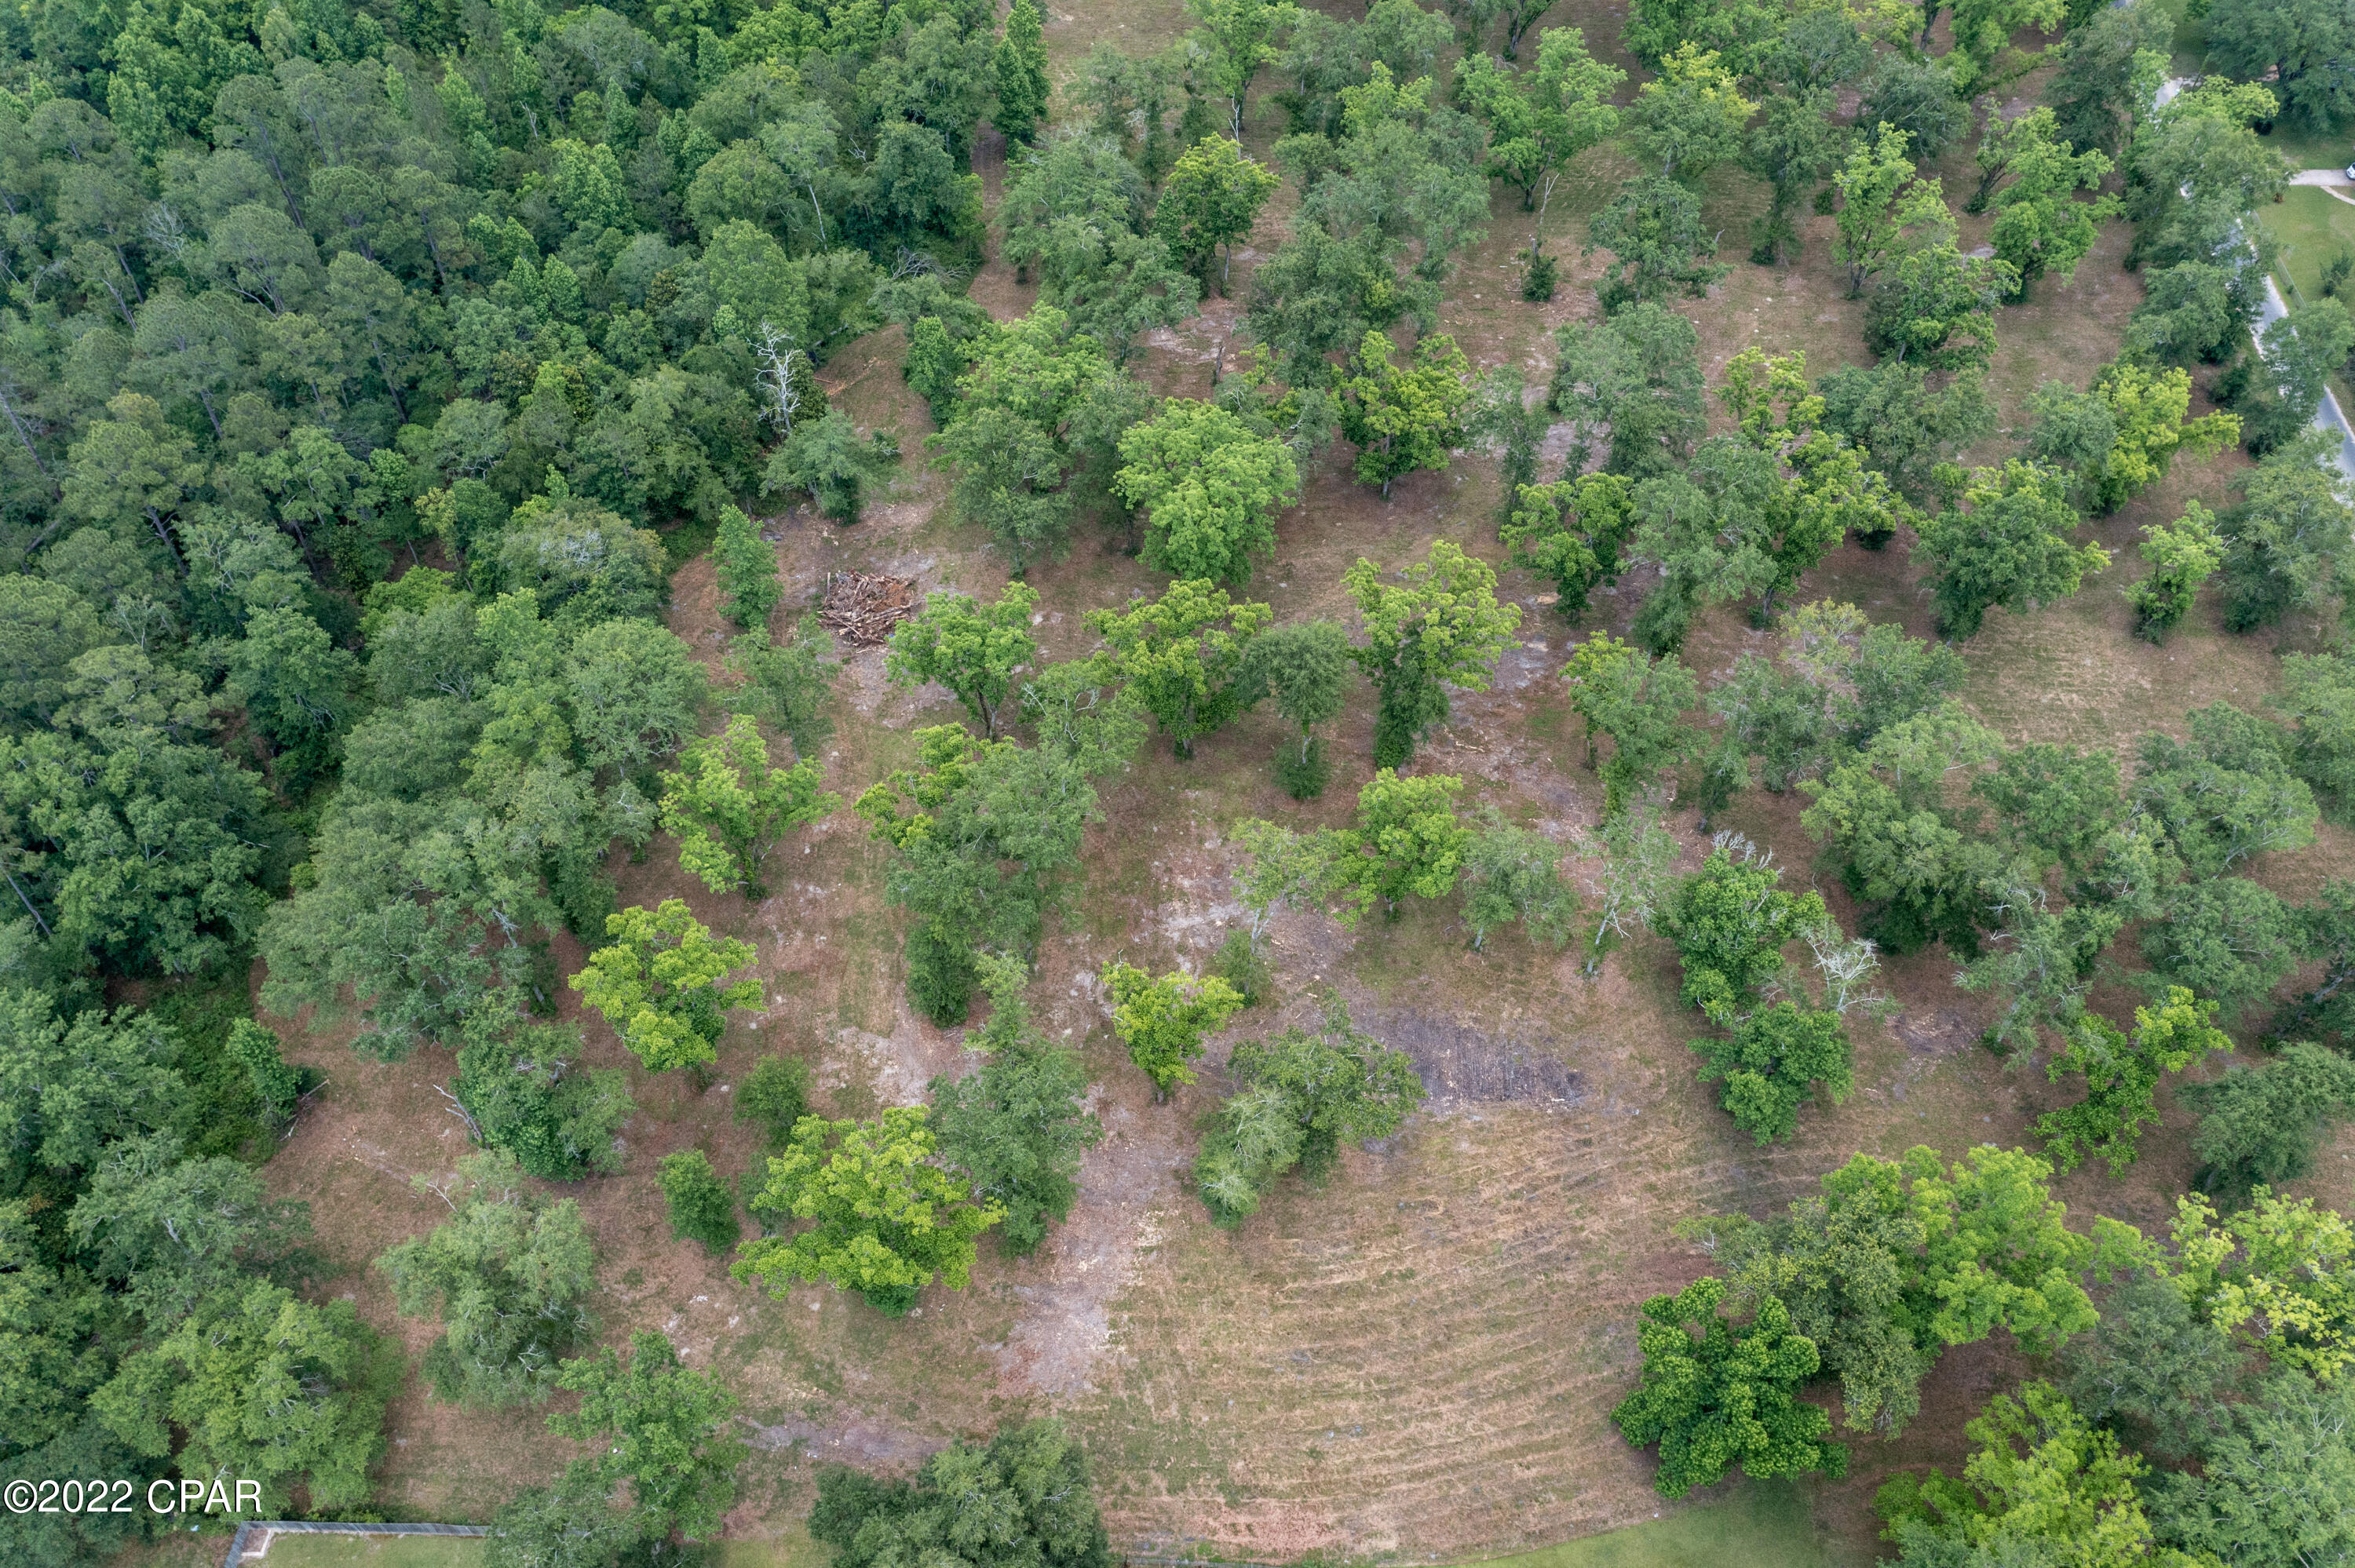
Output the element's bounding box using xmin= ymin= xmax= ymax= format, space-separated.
xmin=143 ymin=2 xmax=2355 ymax=1563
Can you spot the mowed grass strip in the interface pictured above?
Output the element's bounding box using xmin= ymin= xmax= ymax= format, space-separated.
xmin=1461 ymin=1481 xmax=1860 ymax=1568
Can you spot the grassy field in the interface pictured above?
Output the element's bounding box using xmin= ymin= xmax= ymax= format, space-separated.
xmin=1467 ymin=1483 xmax=1866 ymax=1568
xmin=2259 ymin=186 xmax=2355 ymax=304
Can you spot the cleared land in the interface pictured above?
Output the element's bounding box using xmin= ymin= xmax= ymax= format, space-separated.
xmin=199 ymin=1 xmax=2355 ymax=1562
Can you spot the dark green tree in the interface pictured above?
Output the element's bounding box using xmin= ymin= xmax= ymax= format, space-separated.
xmin=1194 ymin=994 xmax=1424 ymax=1227
xmin=549 ymin=1331 xmax=747 ymax=1541
xmin=658 ymin=1150 xmax=740 ymax=1254
xmin=2183 ymin=1042 xmax=2355 ymax=1207
xmin=929 ymin=954 xmax=1103 ymax=1254
xmin=1611 ymin=1276 xmax=1845 ymax=1498
xmin=809 ymin=1418 xmax=1109 ymax=1568
xmin=378 ymin=1150 xmax=598 ymax=1409
xmin=1586 ymin=176 xmax=1729 ymax=313
xmin=735 ymin=1055 xmax=812 ymax=1151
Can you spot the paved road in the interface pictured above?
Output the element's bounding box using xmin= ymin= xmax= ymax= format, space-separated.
xmin=2253 ymin=271 xmax=2355 ymax=480
xmin=2142 ymin=76 xmax=2355 ymax=476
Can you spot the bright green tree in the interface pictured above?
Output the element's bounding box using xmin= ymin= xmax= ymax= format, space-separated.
xmin=734 ymin=1106 xmax=1003 ymax=1315
xmin=1915 ymin=461 xmax=2110 ymax=639
xmin=1337 ymin=330 xmax=1473 ymax=498
xmin=2130 ymin=501 xmax=2224 ymax=644
xmin=1345 ymin=541 xmax=1524 ymax=768
xmin=1980 ymin=110 xmax=2119 ymax=300
xmin=1155 ymin=137 xmax=1281 ymax=292
xmin=1876 ymin=1383 xmax=2167 ymax=1565
xmin=2029 ymin=363 xmax=2239 ymax=515
xmin=1626 ymin=43 xmax=1756 ymax=181
xmin=1611 ymin=1276 xmax=1845 ymax=1498
xmin=377 ymin=1149 xmax=597 ymax=1408
xmin=1831 ymin=125 xmax=1927 ymax=297
xmin=1114 ymin=400 xmax=1299 ymax=584
xmin=1086 ymin=579 xmax=1271 ymax=758
xmin=886 ymin=582 xmax=1039 ymax=740
xmin=713 ymin=506 xmax=780 ymax=630
xmin=1334 ymin=768 xmax=1472 ymax=924
xmin=659 ymin=1150 xmax=741 ymax=1254
xmin=1106 ymin=961 xmax=1246 ymax=1097
xmin=659 ymin=715 xmax=838 ymax=900
xmin=1502 ymin=472 xmax=1638 ymax=615
xmin=2036 ymin=989 xmax=2231 ymax=1176
xmin=1563 ymin=633 xmax=1702 ymax=814
xmin=549 ymin=1331 xmax=747 ymax=1541
xmin=568 ymin=900 xmax=762 ymax=1077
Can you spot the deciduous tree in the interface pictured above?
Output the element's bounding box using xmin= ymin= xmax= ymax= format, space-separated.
xmin=887 ymin=583 xmax=1039 ymax=741
xmin=1611 ymin=1276 xmax=1845 ymax=1498
xmin=1914 ymin=461 xmax=2109 ymax=639
xmin=1336 ymin=330 xmax=1473 ymax=498
xmin=378 ymin=1150 xmax=597 ymax=1408
xmin=1562 ymin=633 xmax=1701 ymax=815
xmin=2036 ymin=989 xmax=2230 ymax=1175
xmin=549 ymin=1331 xmax=747 ymax=1541
xmin=568 ymin=900 xmax=762 ymax=1078
xmin=658 ymin=1150 xmax=740 ymax=1254
xmin=1155 ymin=137 xmax=1281 ymax=292
xmin=1105 ymin=961 xmax=1245 ymax=1097
xmin=659 ymin=715 xmax=838 ymax=900
xmin=2184 ymin=1041 xmax=2355 ymax=1207
xmin=929 ymin=956 xmax=1102 ymax=1254
xmin=1334 ymin=768 xmax=1472 ymax=924
xmin=1114 ymin=400 xmax=1299 ymax=584
xmin=736 ymin=1107 xmax=1002 ymax=1315
xmin=1194 ymin=993 xmax=1423 ymax=1225
xmin=1344 ymin=541 xmax=1522 ymax=768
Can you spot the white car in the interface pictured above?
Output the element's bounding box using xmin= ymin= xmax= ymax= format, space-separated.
xmin=2344 ymin=161 xmax=2355 ymax=181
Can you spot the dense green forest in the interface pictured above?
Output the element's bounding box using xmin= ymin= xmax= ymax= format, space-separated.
xmin=2 ymin=0 xmax=2353 ymax=1562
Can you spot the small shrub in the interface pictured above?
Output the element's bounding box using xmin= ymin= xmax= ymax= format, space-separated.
xmin=1210 ymin=930 xmax=1272 ymax=1008
xmin=228 ymin=1018 xmax=302 ymax=1131
xmin=1520 ymin=251 xmax=1558 ymax=302
xmin=658 ymin=1150 xmax=741 ymax=1253
xmin=905 ymin=929 xmax=974 ymax=1026
xmin=736 ymin=1054 xmax=811 ymax=1148
xmin=1272 ymin=736 xmax=1332 ymax=799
